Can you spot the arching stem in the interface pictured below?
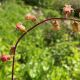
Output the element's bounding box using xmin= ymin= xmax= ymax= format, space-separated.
xmin=11 ymin=17 xmax=80 ymax=80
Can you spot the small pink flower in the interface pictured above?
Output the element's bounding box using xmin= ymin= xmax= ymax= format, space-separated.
xmin=0 ymin=54 xmax=11 ymax=62
xmin=16 ymin=23 xmax=26 ymax=32
xmin=25 ymin=13 xmax=37 ymax=21
xmin=63 ymin=4 xmax=73 ymax=17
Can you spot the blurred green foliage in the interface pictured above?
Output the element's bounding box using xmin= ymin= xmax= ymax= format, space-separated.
xmin=23 ymin=0 xmax=80 ymax=9
xmin=0 ymin=0 xmax=80 ymax=80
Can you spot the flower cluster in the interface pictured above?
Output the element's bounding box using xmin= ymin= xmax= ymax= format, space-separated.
xmin=51 ymin=20 xmax=80 ymax=32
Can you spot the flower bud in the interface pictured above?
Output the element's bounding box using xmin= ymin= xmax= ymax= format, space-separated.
xmin=0 ymin=54 xmax=11 ymax=62
xmin=72 ymin=21 xmax=80 ymax=32
xmin=25 ymin=13 xmax=37 ymax=22
xmin=16 ymin=23 xmax=26 ymax=32
xmin=63 ymin=4 xmax=73 ymax=17
xmin=51 ymin=20 xmax=61 ymax=31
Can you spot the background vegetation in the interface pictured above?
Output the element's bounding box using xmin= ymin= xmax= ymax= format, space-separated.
xmin=0 ymin=0 xmax=80 ymax=80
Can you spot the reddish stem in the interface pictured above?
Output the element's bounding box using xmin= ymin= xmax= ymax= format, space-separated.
xmin=11 ymin=17 xmax=80 ymax=80
xmin=11 ymin=55 xmax=15 ymax=80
